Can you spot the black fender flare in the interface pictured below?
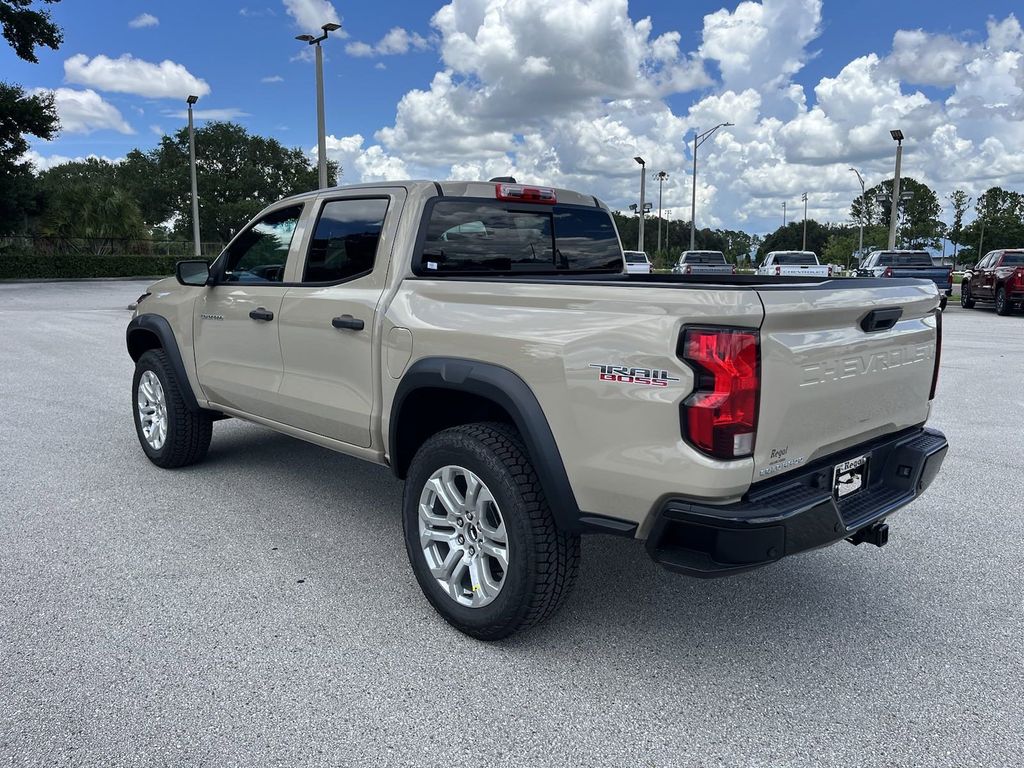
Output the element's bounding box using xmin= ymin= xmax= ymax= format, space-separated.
xmin=126 ymin=314 xmax=202 ymax=412
xmin=390 ymin=357 xmax=635 ymax=536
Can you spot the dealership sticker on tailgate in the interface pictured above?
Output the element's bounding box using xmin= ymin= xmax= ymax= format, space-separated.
xmin=833 ymin=455 xmax=869 ymax=500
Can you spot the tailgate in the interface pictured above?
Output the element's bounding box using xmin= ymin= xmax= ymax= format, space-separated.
xmin=753 ymin=281 xmax=939 ymax=480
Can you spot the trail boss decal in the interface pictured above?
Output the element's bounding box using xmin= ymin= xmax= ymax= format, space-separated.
xmin=589 ymin=364 xmax=680 ymax=387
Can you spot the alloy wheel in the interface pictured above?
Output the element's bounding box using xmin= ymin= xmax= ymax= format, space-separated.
xmin=137 ymin=370 xmax=168 ymax=450
xmin=418 ymin=465 xmax=509 ymax=608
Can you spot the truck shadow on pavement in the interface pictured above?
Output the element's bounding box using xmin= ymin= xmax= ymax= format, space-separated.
xmin=195 ymin=420 xmax=934 ymax=658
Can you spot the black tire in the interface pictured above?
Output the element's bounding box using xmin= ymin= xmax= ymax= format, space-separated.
xmin=132 ymin=349 xmax=213 ymax=468
xmin=403 ymin=422 xmax=580 ymax=640
xmin=939 ymin=294 xmax=948 ymax=311
xmin=960 ymin=282 xmax=975 ymax=309
xmin=995 ymin=286 xmax=1010 ymax=316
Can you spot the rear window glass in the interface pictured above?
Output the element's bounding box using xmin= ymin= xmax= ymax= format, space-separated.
xmin=680 ymin=252 xmax=726 ymax=264
xmin=773 ymin=252 xmax=817 ymax=265
xmin=623 ymin=251 xmax=648 ymax=263
xmin=419 ymin=200 xmax=622 ymax=274
xmin=874 ymin=252 xmax=932 ymax=266
xmin=1001 ymin=253 xmax=1024 ymax=266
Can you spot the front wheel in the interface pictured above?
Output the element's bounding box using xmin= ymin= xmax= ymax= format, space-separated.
xmin=995 ymin=286 xmax=1011 ymax=316
xmin=132 ymin=349 xmax=212 ymax=468
xmin=960 ymin=282 xmax=975 ymax=309
xmin=403 ymin=423 xmax=580 ymax=640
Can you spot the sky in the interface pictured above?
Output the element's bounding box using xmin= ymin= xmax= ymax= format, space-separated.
xmin=4 ymin=0 xmax=1024 ymax=234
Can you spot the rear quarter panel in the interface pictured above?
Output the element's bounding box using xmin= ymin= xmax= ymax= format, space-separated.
xmin=382 ymin=279 xmax=765 ymax=532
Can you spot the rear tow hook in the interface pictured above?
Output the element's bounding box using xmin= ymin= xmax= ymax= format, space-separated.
xmin=847 ymin=521 xmax=889 ymax=548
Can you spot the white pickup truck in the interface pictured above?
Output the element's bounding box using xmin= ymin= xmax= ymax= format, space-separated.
xmin=757 ymin=250 xmax=833 ymax=277
xmin=126 ymin=179 xmax=948 ymax=639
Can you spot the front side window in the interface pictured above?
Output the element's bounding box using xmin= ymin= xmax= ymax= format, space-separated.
xmin=419 ymin=201 xmax=621 ymax=275
xmin=303 ymin=198 xmax=390 ymax=283
xmin=222 ymin=205 xmax=302 ymax=283
xmin=1002 ymin=253 xmax=1024 ymax=266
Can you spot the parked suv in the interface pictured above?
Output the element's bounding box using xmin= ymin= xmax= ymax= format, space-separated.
xmin=961 ymin=249 xmax=1024 ymax=315
xmin=127 ymin=180 xmax=948 ymax=639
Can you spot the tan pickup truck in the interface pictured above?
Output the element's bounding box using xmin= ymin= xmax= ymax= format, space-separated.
xmin=126 ymin=180 xmax=948 ymax=639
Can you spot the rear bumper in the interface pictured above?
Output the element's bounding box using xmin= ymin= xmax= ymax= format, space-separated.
xmin=645 ymin=426 xmax=948 ymax=577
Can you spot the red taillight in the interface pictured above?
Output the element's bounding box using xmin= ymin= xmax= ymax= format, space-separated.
xmin=775 ymin=265 xmax=781 ymax=275
xmin=883 ymin=266 xmax=893 ymax=277
xmin=828 ymin=265 xmax=834 ymax=277
xmin=679 ymin=327 xmax=760 ymax=459
xmin=929 ymin=308 xmax=942 ymax=401
xmin=685 ymin=264 xmax=693 ymax=275
xmin=731 ymin=265 xmax=737 ymax=275
xmin=495 ymin=183 xmax=556 ymax=204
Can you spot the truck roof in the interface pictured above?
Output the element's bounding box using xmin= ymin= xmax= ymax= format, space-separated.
xmin=275 ymin=180 xmax=604 ymax=210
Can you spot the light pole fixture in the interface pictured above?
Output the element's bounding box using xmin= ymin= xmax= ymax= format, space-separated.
xmin=296 ymin=21 xmax=342 ymax=189
xmin=634 ymin=156 xmax=646 ymax=253
xmin=849 ymin=167 xmax=866 ymax=264
xmin=782 ymin=200 xmax=787 ymax=227
xmin=689 ymin=122 xmax=733 ymax=250
xmin=655 ymin=170 xmax=669 ymax=254
xmin=664 ymin=208 xmax=672 ymax=252
xmin=887 ymin=129 xmax=904 ymax=250
xmin=186 ymin=95 xmax=201 ymax=258
xmin=801 ymin=192 xmax=809 ymax=251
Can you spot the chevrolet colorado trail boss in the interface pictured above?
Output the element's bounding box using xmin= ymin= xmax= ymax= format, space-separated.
xmin=126 ymin=180 xmax=949 ymax=639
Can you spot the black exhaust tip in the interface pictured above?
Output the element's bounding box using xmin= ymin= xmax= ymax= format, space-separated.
xmin=847 ymin=521 xmax=889 ymax=548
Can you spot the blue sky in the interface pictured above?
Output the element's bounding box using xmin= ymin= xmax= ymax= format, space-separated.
xmin=6 ymin=0 xmax=1024 ymax=231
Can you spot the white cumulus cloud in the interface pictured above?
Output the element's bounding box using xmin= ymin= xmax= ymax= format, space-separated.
xmin=283 ymin=0 xmax=344 ymax=35
xmin=32 ymin=87 xmax=133 ymax=135
xmin=64 ymin=53 xmax=211 ymax=99
xmin=128 ymin=13 xmax=159 ymax=29
xmin=346 ymin=27 xmax=429 ymax=57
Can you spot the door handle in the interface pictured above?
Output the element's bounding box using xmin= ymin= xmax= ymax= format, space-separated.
xmin=249 ymin=307 xmax=274 ymax=321
xmin=331 ymin=314 xmax=365 ymax=331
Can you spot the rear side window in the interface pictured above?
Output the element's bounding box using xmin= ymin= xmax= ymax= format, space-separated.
xmin=682 ymin=252 xmax=726 ymax=264
xmin=418 ymin=200 xmax=622 ymax=275
xmin=303 ymin=198 xmax=389 ymax=283
xmin=773 ymin=253 xmax=817 ymax=265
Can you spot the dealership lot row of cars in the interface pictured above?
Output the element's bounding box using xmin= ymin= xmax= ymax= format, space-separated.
xmin=627 ymin=247 xmax=1024 ymax=315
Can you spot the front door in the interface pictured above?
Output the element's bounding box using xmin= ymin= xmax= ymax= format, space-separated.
xmin=193 ymin=204 xmax=305 ymax=420
xmin=276 ymin=192 xmax=404 ymax=447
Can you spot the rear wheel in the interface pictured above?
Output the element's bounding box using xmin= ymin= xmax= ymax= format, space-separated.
xmin=996 ymin=286 xmax=1010 ymax=316
xmin=132 ymin=349 xmax=213 ymax=468
xmin=960 ymin=281 xmax=975 ymax=309
xmin=403 ymin=423 xmax=580 ymax=640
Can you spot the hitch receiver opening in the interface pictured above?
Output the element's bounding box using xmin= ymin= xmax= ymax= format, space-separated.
xmin=847 ymin=521 xmax=889 ymax=548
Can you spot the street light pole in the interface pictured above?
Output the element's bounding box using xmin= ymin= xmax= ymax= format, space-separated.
xmin=655 ymin=171 xmax=668 ymax=254
xmin=887 ymin=129 xmax=904 ymax=250
xmin=186 ymin=95 xmax=201 ymax=258
xmin=802 ymin=192 xmax=808 ymax=251
xmin=849 ymin=167 xmax=865 ymax=264
xmin=297 ymin=22 xmax=342 ymax=189
xmin=634 ymin=157 xmax=646 ymax=253
xmin=689 ymin=122 xmax=734 ymax=250
xmin=664 ymin=209 xmax=671 ymax=253
xmin=782 ymin=201 xmax=786 ymax=227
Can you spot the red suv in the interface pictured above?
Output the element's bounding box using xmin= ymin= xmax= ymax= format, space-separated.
xmin=961 ymin=249 xmax=1024 ymax=315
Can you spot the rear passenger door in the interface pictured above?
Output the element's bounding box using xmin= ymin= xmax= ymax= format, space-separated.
xmin=275 ymin=189 xmax=406 ymax=447
xmin=974 ymin=253 xmax=996 ymax=298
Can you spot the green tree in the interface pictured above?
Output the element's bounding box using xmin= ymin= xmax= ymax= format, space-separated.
xmin=0 ymin=0 xmax=62 ymax=234
xmin=35 ymin=158 xmax=146 ymax=243
xmin=131 ymin=122 xmax=338 ymax=242
xmin=960 ymin=187 xmax=1024 ymax=263
xmin=756 ymin=220 xmax=830 ymax=260
xmin=852 ymin=177 xmax=942 ymax=249
xmin=946 ymin=189 xmax=971 ymax=264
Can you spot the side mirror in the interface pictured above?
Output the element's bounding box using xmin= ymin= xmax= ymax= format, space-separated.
xmin=176 ymin=260 xmax=211 ymax=286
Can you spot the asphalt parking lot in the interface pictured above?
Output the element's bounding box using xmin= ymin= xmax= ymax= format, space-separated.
xmin=1 ymin=280 xmax=1022 ymax=767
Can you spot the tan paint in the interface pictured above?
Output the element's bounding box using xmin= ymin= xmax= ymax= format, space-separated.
xmin=135 ymin=180 xmax=942 ymax=539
